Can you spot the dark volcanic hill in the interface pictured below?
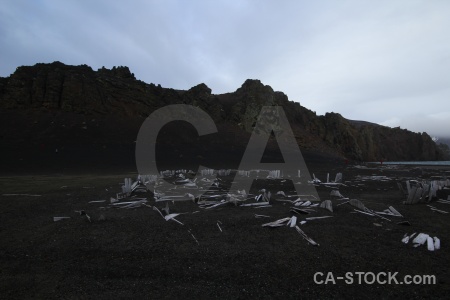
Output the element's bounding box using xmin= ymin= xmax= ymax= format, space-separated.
xmin=0 ymin=62 xmax=445 ymax=173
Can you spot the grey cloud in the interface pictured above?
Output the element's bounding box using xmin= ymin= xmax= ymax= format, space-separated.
xmin=1 ymin=0 xmax=449 ymax=137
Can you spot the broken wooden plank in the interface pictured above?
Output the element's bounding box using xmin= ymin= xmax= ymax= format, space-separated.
xmin=437 ymin=199 xmax=450 ymax=204
xmin=388 ymin=206 xmax=403 ymax=217
xmin=427 ymin=236 xmax=435 ymax=251
xmin=253 ymin=205 xmax=272 ymax=208
xmin=305 ymin=216 xmax=333 ymax=221
xmin=254 ymin=214 xmax=271 ymax=219
xmin=406 ymin=186 xmax=417 ymax=204
xmin=412 ymin=233 xmax=429 ymax=245
xmin=188 ymin=230 xmax=200 ymax=245
xmin=397 ymin=182 xmax=407 ymax=196
xmin=402 ymin=232 xmax=417 ymax=244
xmin=353 ymin=209 xmax=374 ymax=216
xmin=319 ymin=200 xmax=333 ymax=212
xmin=427 ymin=205 xmax=449 ymax=214
xmin=240 ymin=202 xmax=270 ymax=207
xmin=295 ymin=226 xmax=319 ymax=246
xmin=286 ymin=216 xmax=297 ymax=228
xmin=434 ymin=237 xmax=440 ymax=250
xmin=290 ymin=207 xmax=315 ymax=214
xmin=397 ymin=221 xmax=411 ymax=226
xmin=262 ymin=217 xmax=290 ymax=227
xmin=204 ymin=201 xmax=228 ymax=209
xmin=412 ymin=187 xmax=423 ymax=204
xmin=369 ymin=210 xmax=392 ymax=222
xmin=110 ymin=199 xmax=147 ymax=206
xmin=153 ymin=206 xmax=165 ymax=218
xmin=164 ymin=213 xmax=180 ymax=221
xmin=335 ymin=173 xmax=342 ymax=183
xmin=349 ymin=199 xmax=366 ymax=210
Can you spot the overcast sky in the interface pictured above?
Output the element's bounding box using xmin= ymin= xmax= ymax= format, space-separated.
xmin=1 ymin=0 xmax=449 ymax=137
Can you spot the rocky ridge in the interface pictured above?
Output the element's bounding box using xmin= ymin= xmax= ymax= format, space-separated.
xmin=0 ymin=62 xmax=445 ymax=163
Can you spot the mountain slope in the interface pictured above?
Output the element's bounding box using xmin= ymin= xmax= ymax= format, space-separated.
xmin=0 ymin=62 xmax=444 ymax=172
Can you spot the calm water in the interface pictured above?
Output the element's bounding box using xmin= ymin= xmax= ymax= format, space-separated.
xmin=370 ymin=161 xmax=450 ymax=166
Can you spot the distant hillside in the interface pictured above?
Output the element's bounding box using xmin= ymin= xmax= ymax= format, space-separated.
xmin=435 ymin=137 xmax=450 ymax=159
xmin=436 ymin=137 xmax=450 ymax=148
xmin=0 ymin=62 xmax=445 ymax=172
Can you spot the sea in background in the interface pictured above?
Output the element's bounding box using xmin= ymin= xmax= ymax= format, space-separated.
xmin=369 ymin=161 xmax=450 ymax=166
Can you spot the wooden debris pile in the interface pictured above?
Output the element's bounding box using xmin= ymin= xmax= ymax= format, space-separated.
xmin=50 ymin=168 xmax=446 ymax=252
xmin=402 ymin=232 xmax=440 ymax=251
xmin=398 ymin=178 xmax=450 ymax=204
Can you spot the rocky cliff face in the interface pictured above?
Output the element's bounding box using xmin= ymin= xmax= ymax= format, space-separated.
xmin=0 ymin=62 xmax=445 ymax=162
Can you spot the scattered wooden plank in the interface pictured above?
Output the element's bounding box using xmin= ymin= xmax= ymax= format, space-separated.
xmin=427 ymin=236 xmax=435 ymax=251
xmin=254 ymin=214 xmax=271 ymax=218
xmin=188 ymin=230 xmax=200 ymax=245
xmin=412 ymin=233 xmax=429 ymax=245
xmin=262 ymin=217 xmax=291 ymax=227
xmin=402 ymin=232 xmax=417 ymax=244
xmin=349 ymin=199 xmax=366 ymax=210
xmin=153 ymin=206 xmax=164 ymax=218
xmin=305 ymin=216 xmax=333 ymax=221
xmin=240 ymin=202 xmax=270 ymax=207
xmin=406 ymin=186 xmax=417 ymax=204
xmin=290 ymin=207 xmax=314 ymax=214
xmin=397 ymin=221 xmax=411 ymax=226
xmin=406 ymin=180 xmax=411 ymax=195
xmin=204 ymin=201 xmax=228 ymax=209
xmin=319 ymin=200 xmax=333 ymax=212
xmin=412 ymin=187 xmax=423 ymax=204
xmin=253 ymin=205 xmax=272 ymax=209
xmin=388 ymin=206 xmax=403 ymax=217
xmin=427 ymin=205 xmax=449 ymax=214
xmin=434 ymin=237 xmax=440 ymax=250
xmin=295 ymin=226 xmax=319 ymax=246
xmin=437 ymin=199 xmax=450 ymax=204
xmin=286 ymin=216 xmax=297 ymax=228
xmin=353 ymin=209 xmax=374 ymax=216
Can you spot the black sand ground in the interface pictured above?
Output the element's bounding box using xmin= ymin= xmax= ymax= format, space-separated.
xmin=1 ymin=164 xmax=449 ymax=299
